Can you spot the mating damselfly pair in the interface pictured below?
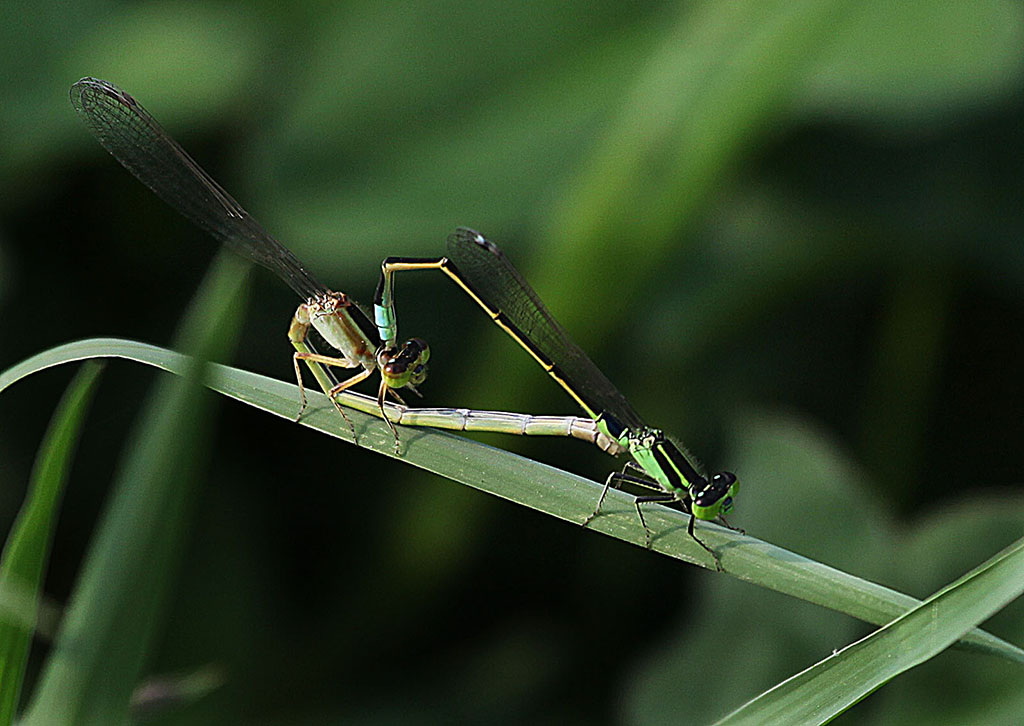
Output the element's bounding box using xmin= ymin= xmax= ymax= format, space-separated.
xmin=70 ymin=77 xmax=739 ymax=568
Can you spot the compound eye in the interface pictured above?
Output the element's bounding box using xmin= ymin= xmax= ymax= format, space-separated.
xmin=406 ymin=338 xmax=430 ymax=364
xmin=381 ymin=338 xmax=432 ymax=389
xmin=381 ymin=364 xmax=411 ymax=389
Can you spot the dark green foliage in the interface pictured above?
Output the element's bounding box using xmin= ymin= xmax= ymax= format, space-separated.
xmin=2 ymin=1 xmax=1023 ymax=722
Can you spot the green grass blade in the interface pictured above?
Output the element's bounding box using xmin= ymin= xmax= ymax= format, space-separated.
xmin=17 ymin=254 xmax=248 ymax=726
xmin=2 ymin=336 xmax=1022 ymax=667
xmin=716 ymin=535 xmax=1024 ymax=725
xmin=0 ymin=362 xmax=104 ymax=726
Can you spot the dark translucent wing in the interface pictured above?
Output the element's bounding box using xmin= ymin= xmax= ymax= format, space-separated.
xmin=70 ymin=77 xmax=326 ymax=301
xmin=447 ymin=228 xmax=645 ymax=430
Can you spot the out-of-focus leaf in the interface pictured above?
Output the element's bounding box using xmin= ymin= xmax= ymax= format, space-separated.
xmin=801 ymin=0 xmax=1024 ymax=126
xmin=538 ymin=0 xmax=853 ymax=337
xmin=0 ymin=362 xmax=103 ymax=726
xmin=3 ymin=3 xmax=257 ymax=185
xmin=18 ymin=254 xmax=247 ymax=725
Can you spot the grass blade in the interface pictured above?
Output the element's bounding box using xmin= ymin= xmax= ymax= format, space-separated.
xmin=2 ymin=336 xmax=1022 ymax=667
xmin=0 ymin=362 xmax=103 ymax=726
xmin=716 ymin=535 xmax=1024 ymax=725
xmin=17 ymin=254 xmax=247 ymax=725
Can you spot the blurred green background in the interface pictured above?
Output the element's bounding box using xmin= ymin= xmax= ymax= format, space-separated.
xmin=3 ymin=0 xmax=1024 ymax=723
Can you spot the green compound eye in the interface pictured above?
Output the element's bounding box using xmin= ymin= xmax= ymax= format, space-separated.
xmin=690 ymin=472 xmax=738 ymax=520
xmin=409 ymin=363 xmax=428 ymax=386
xmin=380 ymin=338 xmax=430 ymax=389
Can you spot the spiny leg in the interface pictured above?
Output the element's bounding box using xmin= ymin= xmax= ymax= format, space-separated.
xmin=580 ymin=472 xmax=616 ymax=529
xmin=631 ymin=493 xmax=676 ymax=548
xmin=320 ymin=362 xmax=374 ymax=439
xmin=292 ymin=350 xmax=372 ymax=440
xmin=581 ymin=467 xmax=657 ymax=529
xmin=386 ymin=388 xmax=408 ymax=405
xmin=289 ymin=305 xmax=362 ymax=439
xmin=372 ymin=338 xmax=430 ymax=455
xmin=631 ymin=494 xmax=724 ymax=571
xmin=291 ymin=350 xmax=348 ymax=419
xmin=687 ymin=513 xmax=723 ymax=572
xmin=376 ymin=379 xmax=401 ymax=453
xmin=717 ymin=516 xmax=745 ymax=536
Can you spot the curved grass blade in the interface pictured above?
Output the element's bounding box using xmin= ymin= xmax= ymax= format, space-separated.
xmin=1 ymin=337 xmax=1023 ymax=666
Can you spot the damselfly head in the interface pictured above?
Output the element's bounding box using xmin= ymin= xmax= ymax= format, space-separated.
xmin=379 ymin=338 xmax=430 ymax=390
xmin=312 ymin=291 xmax=346 ymax=315
xmin=690 ymin=471 xmax=738 ymax=520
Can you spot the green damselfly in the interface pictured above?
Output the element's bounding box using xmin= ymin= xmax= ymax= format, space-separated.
xmin=375 ymin=229 xmax=739 ymax=568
